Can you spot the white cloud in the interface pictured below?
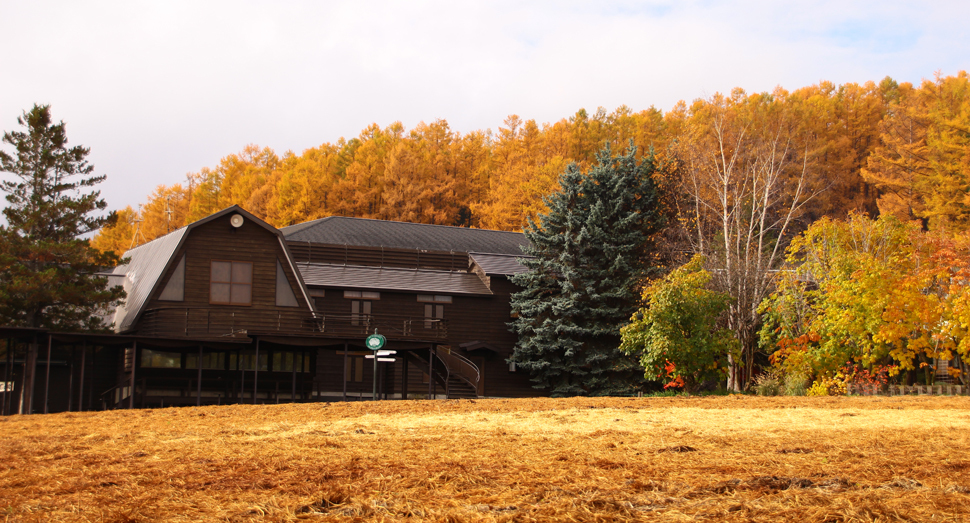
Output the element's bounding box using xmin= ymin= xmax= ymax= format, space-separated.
xmin=0 ymin=0 xmax=967 ymax=210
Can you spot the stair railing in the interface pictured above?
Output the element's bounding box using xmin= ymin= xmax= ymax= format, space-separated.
xmin=435 ymin=349 xmax=481 ymax=397
xmin=99 ymin=377 xmax=134 ymax=410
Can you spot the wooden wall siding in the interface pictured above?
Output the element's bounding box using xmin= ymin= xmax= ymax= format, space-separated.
xmin=309 ymin=278 xmax=540 ymax=398
xmin=311 ymin=289 xmax=499 ymax=344
xmin=304 ymin=273 xmax=532 ymax=397
xmin=134 ymin=216 xmax=312 ymax=338
xmin=453 ymin=277 xmax=538 ymax=398
xmin=288 ymin=242 xmax=468 ymax=271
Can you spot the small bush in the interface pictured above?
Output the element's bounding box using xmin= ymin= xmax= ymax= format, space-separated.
xmin=753 ymin=370 xmax=782 ymax=396
xmin=783 ymin=373 xmax=808 ymax=396
xmin=807 ymin=375 xmax=847 ymax=396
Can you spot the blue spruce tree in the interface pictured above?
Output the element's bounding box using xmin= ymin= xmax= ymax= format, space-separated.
xmin=509 ymin=142 xmax=666 ymax=396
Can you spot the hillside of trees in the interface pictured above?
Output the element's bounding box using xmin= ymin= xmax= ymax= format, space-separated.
xmin=93 ymin=72 xmax=970 ymax=255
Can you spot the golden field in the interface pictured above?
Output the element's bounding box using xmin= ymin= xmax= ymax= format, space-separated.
xmin=2 ymin=396 xmax=970 ymax=522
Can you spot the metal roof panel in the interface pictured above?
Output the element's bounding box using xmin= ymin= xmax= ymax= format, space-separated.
xmin=468 ymin=252 xmax=532 ymax=276
xmin=297 ymin=263 xmax=493 ymax=296
xmin=111 ymin=228 xmax=188 ymax=332
xmin=281 ymin=216 xmax=529 ymax=255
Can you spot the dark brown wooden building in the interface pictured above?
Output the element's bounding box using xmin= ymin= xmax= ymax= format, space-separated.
xmin=0 ymin=206 xmax=541 ymax=414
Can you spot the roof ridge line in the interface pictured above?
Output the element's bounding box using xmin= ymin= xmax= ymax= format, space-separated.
xmin=288 ymin=215 xmax=525 ymax=235
xmin=297 ymin=261 xmax=470 ymax=274
xmin=469 ymin=252 xmax=534 ymax=258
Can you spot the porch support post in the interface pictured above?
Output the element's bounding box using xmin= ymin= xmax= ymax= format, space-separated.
xmin=43 ymin=335 xmax=52 ymax=414
xmin=67 ymin=345 xmax=75 ymax=412
xmin=88 ymin=345 xmax=97 ymax=411
xmin=78 ymin=342 xmax=86 ymax=412
xmin=342 ymin=343 xmax=348 ymax=402
xmin=291 ymin=350 xmax=297 ymax=402
xmin=196 ymin=345 xmax=203 ymax=407
xmin=25 ymin=337 xmax=38 ymax=414
xmin=402 ymin=353 xmax=409 ymax=401
xmin=253 ymin=338 xmax=259 ymax=404
xmin=428 ymin=345 xmax=434 ymax=399
xmin=129 ymin=341 xmax=137 ymax=409
xmin=301 ymin=349 xmax=308 ymax=401
xmin=239 ymin=349 xmax=244 ymax=402
xmin=3 ymin=338 xmax=12 ymax=415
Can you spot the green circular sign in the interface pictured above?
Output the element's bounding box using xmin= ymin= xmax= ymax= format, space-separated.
xmin=365 ymin=334 xmax=386 ymax=350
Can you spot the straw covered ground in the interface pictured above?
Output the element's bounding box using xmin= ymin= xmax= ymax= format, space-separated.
xmin=2 ymin=396 xmax=970 ymax=522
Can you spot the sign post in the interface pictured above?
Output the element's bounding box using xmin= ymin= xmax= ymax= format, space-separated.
xmin=365 ymin=330 xmax=386 ymax=401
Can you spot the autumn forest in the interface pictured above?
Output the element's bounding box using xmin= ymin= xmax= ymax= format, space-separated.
xmin=92 ymin=72 xmax=970 ymax=253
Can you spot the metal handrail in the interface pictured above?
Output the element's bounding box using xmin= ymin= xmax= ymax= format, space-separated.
xmin=99 ymin=378 xmax=133 ymax=410
xmin=435 ymin=349 xmax=481 ymax=396
xmin=439 ymin=350 xmax=480 ymax=385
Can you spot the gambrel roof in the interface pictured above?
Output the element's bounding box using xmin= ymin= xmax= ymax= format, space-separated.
xmin=281 ymin=216 xmax=529 ymax=255
xmin=107 ymin=206 xmax=313 ymax=333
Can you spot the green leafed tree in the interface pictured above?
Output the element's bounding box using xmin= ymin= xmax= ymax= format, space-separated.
xmin=0 ymin=104 xmax=124 ymax=330
xmin=619 ymin=255 xmax=737 ymax=392
xmin=509 ymin=141 xmax=666 ymax=396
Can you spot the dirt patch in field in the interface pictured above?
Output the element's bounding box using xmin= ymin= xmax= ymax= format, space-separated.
xmin=1 ymin=396 xmax=969 ymax=521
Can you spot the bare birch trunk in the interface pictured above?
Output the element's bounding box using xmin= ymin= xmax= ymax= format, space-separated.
xmin=680 ymin=94 xmax=824 ymax=391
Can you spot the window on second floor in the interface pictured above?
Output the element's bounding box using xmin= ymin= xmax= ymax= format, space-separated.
xmin=418 ymin=295 xmax=449 ymax=328
xmin=351 ymin=300 xmax=371 ymax=326
xmin=275 ymin=260 xmax=299 ymax=307
xmin=345 ymin=290 xmax=379 ymax=326
xmin=158 ymin=255 xmax=186 ymax=301
xmin=210 ymin=261 xmax=253 ymax=305
xmin=424 ymin=303 xmax=444 ymax=329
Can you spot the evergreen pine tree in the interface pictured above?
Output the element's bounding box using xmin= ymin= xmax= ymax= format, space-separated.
xmin=509 ymin=141 xmax=665 ymax=396
xmin=0 ymin=104 xmax=124 ymax=330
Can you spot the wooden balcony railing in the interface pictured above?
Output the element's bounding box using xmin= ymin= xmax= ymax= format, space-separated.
xmin=137 ymin=308 xmax=448 ymax=341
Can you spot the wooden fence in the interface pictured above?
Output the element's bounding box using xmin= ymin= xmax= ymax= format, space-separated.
xmin=847 ymin=384 xmax=966 ymax=396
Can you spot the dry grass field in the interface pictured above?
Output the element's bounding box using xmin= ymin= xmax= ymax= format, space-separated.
xmin=2 ymin=396 xmax=970 ymax=522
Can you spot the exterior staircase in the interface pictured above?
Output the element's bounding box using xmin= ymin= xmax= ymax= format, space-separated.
xmin=445 ymin=374 xmax=479 ymax=399
xmin=404 ymin=348 xmax=481 ymax=399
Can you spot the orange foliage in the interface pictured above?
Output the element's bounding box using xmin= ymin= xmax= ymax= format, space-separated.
xmin=93 ymin=74 xmax=970 ymax=254
xmin=662 ymin=360 xmax=685 ymax=389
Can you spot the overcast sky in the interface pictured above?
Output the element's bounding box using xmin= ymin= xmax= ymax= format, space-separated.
xmin=1 ymin=1 xmax=968 ymax=211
